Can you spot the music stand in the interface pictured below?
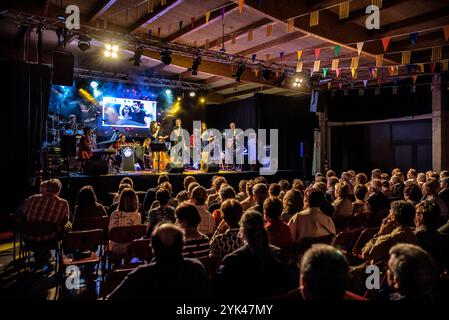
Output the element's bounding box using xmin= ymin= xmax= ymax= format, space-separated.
xmin=149 ymin=143 xmax=168 ymax=173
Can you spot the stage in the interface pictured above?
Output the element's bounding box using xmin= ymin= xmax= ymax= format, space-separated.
xmin=58 ymin=169 xmax=300 ymax=207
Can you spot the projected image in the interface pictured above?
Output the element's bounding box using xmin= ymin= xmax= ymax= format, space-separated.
xmin=102 ymin=97 xmax=156 ymax=128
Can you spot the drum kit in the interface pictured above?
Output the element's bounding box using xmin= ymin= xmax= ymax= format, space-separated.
xmin=45 ymin=113 xmax=97 ymax=147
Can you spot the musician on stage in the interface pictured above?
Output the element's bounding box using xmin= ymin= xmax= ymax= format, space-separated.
xmin=64 ymin=114 xmax=78 ymax=135
xmin=172 ymin=118 xmax=189 ymax=165
xmin=112 ymin=133 xmax=126 ymax=150
xmin=149 ymin=121 xmax=166 ymax=143
xmin=149 ymin=121 xmax=169 ymax=171
xmin=228 ymin=122 xmax=242 ymax=170
xmin=77 ymin=127 xmax=93 ymax=172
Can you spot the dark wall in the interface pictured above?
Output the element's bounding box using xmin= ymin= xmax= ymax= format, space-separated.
xmin=331 ymin=120 xmax=432 ymax=174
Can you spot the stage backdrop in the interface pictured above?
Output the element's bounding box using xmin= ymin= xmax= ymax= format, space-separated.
xmin=2 ymin=60 xmax=51 ymax=213
xmin=206 ymin=93 xmax=317 ymax=176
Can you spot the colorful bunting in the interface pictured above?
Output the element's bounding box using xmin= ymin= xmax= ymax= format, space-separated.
xmin=205 ymin=11 xmax=211 ymax=23
xmin=265 ymin=53 xmax=271 ymax=61
xmin=231 ymin=33 xmax=236 ymax=44
xmin=296 ymin=61 xmax=303 ymax=72
xmin=339 ymin=1 xmax=350 ymax=20
xmin=323 ymin=68 xmax=327 ymax=77
xmin=314 ymin=48 xmax=321 ymax=60
xmin=331 ymin=59 xmax=339 ymax=71
xmin=430 ymin=63 xmax=436 ymax=73
xmin=205 ymin=39 xmax=209 ymax=49
xmin=363 ymin=80 xmax=368 ymax=88
xmin=147 ymin=0 xmax=153 ymax=13
xmin=381 ymin=37 xmax=390 ymax=52
xmin=310 ymin=10 xmax=319 ymax=27
xmin=221 ymin=7 xmax=225 ymax=20
xmin=287 ymin=18 xmax=294 ymax=33
xmin=251 ymin=54 xmax=257 ymax=62
xmin=280 ymin=52 xmax=285 ymax=60
xmin=431 ymin=46 xmax=442 ymax=62
xmin=401 ymin=51 xmax=411 ymax=65
xmin=441 ymin=60 xmax=449 ymax=72
xmin=266 ymin=24 xmax=273 ymax=37
xmin=372 ymin=0 xmax=383 ymax=9
xmin=248 ymin=29 xmax=253 ymax=41
xmin=334 ymin=45 xmax=341 ymax=57
xmin=410 ymin=32 xmax=418 ymax=45
xmin=313 ymin=60 xmax=320 ymax=72
xmin=356 ymin=42 xmax=364 ymax=55
xmin=297 ymin=50 xmax=302 ymax=61
xmin=239 ymin=0 xmax=244 ymax=14
xmin=417 ymin=63 xmax=424 ymax=73
xmin=388 ymin=66 xmax=398 ymax=76
xmin=375 ymin=54 xmax=383 ymax=67
xmin=350 ymin=56 xmax=359 ymax=69
xmin=179 ymin=21 xmax=183 ymax=30
xmin=443 ymin=25 xmax=449 ymax=42
xmin=406 ymin=64 xmax=416 ymax=74
xmin=351 ymin=68 xmax=357 ymax=79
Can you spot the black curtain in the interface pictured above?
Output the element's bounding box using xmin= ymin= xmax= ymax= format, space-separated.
xmin=205 ymin=96 xmax=258 ymax=131
xmin=2 ymin=60 xmax=51 ymax=212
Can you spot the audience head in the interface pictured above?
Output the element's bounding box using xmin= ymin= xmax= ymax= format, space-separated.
xmin=355 ymin=173 xmax=368 ymax=185
xmin=156 ymin=188 xmax=171 ymax=206
xmin=175 ymin=202 xmax=202 ymax=230
xmin=417 ymin=173 xmax=426 ymax=184
xmin=326 ymin=170 xmax=336 ymax=179
xmin=390 ymin=200 xmax=415 ymax=228
xmin=39 ymin=180 xmax=48 ymax=193
xmin=160 ymin=181 xmax=173 ymax=194
xmin=45 ymin=179 xmax=62 ymax=196
xmin=253 ymin=183 xmax=268 ymax=204
xmin=187 ymin=182 xmax=200 ymax=198
xmin=279 ymin=179 xmax=290 ymax=191
xmin=151 ymin=223 xmax=185 ymax=262
xmin=183 ymin=176 xmax=196 ymax=191
xmin=120 ymin=177 xmax=134 ymax=189
xmin=219 ymin=184 xmax=236 ymax=202
xmin=315 ymin=176 xmax=327 ymax=184
xmin=371 ymin=168 xmax=382 ymax=180
xmin=441 ymin=177 xmax=449 ymax=190
xmin=239 ymin=211 xmax=269 ymax=256
xmin=327 ymin=176 xmax=339 ymax=189
xmin=381 ymin=173 xmax=390 ymax=181
xmin=370 ymin=179 xmax=382 ymax=193
xmin=313 ymin=182 xmax=327 ymax=194
xmin=340 ymin=171 xmax=351 ymax=182
xmin=422 ymin=178 xmax=439 ymax=196
xmin=245 ymin=179 xmax=256 ymax=197
xmin=76 ymin=185 xmax=97 ymax=208
xmin=238 ymin=180 xmax=248 ymax=193
xmin=157 ymin=174 xmax=169 ymax=186
xmin=118 ymin=188 xmax=138 ymax=212
xmin=354 ymin=184 xmax=368 ymax=202
xmin=283 ymin=189 xmax=304 ymax=215
xmin=415 ymin=201 xmax=440 ymax=228
xmin=300 ymin=244 xmax=349 ymax=300
xmin=440 ymin=170 xmax=449 ymax=180
xmin=387 ymin=243 xmax=435 ymax=300
xmin=190 ymin=186 xmax=207 ymax=206
xmin=407 ymin=168 xmax=418 ymax=180
xmin=263 ymin=197 xmax=283 ymax=221
xmin=269 ymin=183 xmax=281 ymax=198
xmin=404 ymin=184 xmax=423 ymax=203
xmin=254 ymin=176 xmax=267 ymax=185
xmin=292 ymin=179 xmax=305 ymax=192
xmin=335 ymin=181 xmax=351 ymax=199
xmin=220 ymin=199 xmax=243 ymax=228
xmin=212 ymin=176 xmax=227 ymax=192
xmin=304 ymin=188 xmax=324 ymax=208
xmin=391 ymin=182 xmax=405 ymax=199
xmin=391 ymin=175 xmax=401 ymax=185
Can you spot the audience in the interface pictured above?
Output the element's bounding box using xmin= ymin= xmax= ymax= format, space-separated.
xmin=281 ymin=189 xmax=304 ymax=223
xmin=422 ymin=178 xmax=449 ymax=220
xmin=73 ymin=185 xmax=106 ymax=221
xmin=211 ymin=185 xmax=236 ymax=226
xmin=150 ymin=182 xmax=178 ymax=210
xmin=332 ymin=182 xmax=353 ymax=219
xmin=175 ymin=176 xmax=196 ymax=203
xmin=112 ymin=177 xmax=134 ymax=203
xmin=367 ymin=179 xmax=390 ymax=223
xmin=269 ymin=183 xmax=281 ymax=198
xmin=147 ymin=188 xmax=176 ymax=235
xmin=247 ymin=183 xmax=268 ymax=214
xmin=107 ymin=183 xmax=132 ymax=216
xmin=352 ymin=184 xmax=370 ymax=215
xmin=236 ymin=179 xmax=247 ymax=202
xmin=404 ymin=183 xmax=423 ymax=206
xmin=143 ymin=174 xmax=169 ymax=213
xmin=439 ymin=177 xmax=449 ymax=208
xmin=278 ymin=179 xmax=290 ymax=200
xmin=263 ymin=197 xmax=292 ymax=248
xmin=190 ymin=186 xmax=216 ymax=236
xmin=240 ymin=179 xmax=256 ymax=211
xmin=206 ymin=176 xmax=227 ymax=207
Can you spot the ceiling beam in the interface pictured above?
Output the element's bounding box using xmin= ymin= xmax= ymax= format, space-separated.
xmin=210 ymin=82 xmax=248 ymax=93
xmin=390 ymin=31 xmax=449 ymax=52
xmin=199 ymin=18 xmax=272 ymax=50
xmin=223 ymin=85 xmax=268 ymax=99
xmin=127 ymin=0 xmax=186 ymax=34
xmin=203 ymin=76 xmax=224 ymax=85
xmin=164 ymin=2 xmax=239 ymax=42
xmin=371 ymin=7 xmax=449 ymax=36
xmin=89 ymin=0 xmax=118 ymax=23
xmin=235 ymin=31 xmax=308 ymax=57
xmin=340 ymin=0 xmax=409 ymax=24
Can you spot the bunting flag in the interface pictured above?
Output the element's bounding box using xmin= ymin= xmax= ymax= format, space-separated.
xmin=296 ymin=61 xmax=303 ymax=72
xmin=381 ymin=37 xmax=390 ymax=52
xmin=334 ymin=45 xmax=341 ymax=57
xmin=253 ymin=67 xmax=259 ymax=77
xmin=297 ymin=50 xmax=302 ymax=61
xmin=350 ymin=56 xmax=359 ymax=69
xmin=369 ymin=67 xmax=377 ymax=78
xmin=338 ymin=82 xmax=343 ymax=90
xmin=372 ymin=0 xmax=383 ymax=9
xmin=265 ymin=53 xmax=271 ymax=61
xmin=161 ymin=0 xmax=166 ymax=5
xmin=216 ymin=36 xmax=221 ymax=48
xmin=147 ymin=0 xmax=153 ymax=13
xmin=266 ymin=24 xmax=273 ymax=37
xmin=239 ymin=0 xmax=244 ymax=14
xmin=251 ymin=54 xmax=256 ymax=62
xmin=179 ymin=21 xmax=183 ymax=30
xmin=248 ymin=29 xmax=253 ymax=41
xmin=313 ymin=60 xmax=321 ymax=72
xmin=205 ymin=39 xmax=210 ymax=49
xmin=430 ymin=63 xmax=436 ymax=73
xmin=280 ymin=52 xmax=285 ymax=60
xmin=157 ymin=27 xmax=161 ymax=37
xmin=359 ymin=88 xmax=364 ymax=96
xmin=314 ymin=48 xmax=321 ymax=60
xmin=351 ymin=68 xmax=357 ymax=79
xmin=193 ymin=40 xmax=197 ymax=48
xmin=441 ymin=60 xmax=449 ymax=72
xmin=231 ymin=33 xmax=236 ymax=44
xmin=410 ymin=32 xmax=418 ymax=45
xmin=336 ymin=68 xmax=341 ymax=78
xmin=401 ymin=50 xmax=411 ymax=65
xmin=388 ymin=66 xmax=398 ymax=76
xmin=322 ymin=68 xmax=327 ymax=77
xmin=331 ymin=59 xmax=339 ymax=71
xmin=443 ymin=25 xmax=449 ymax=42
xmin=191 ymin=17 xmax=195 ymax=29
xmin=356 ymin=42 xmax=364 ymax=55
xmin=417 ymin=63 xmax=424 ymax=73
xmin=431 ymin=46 xmax=442 ymax=62
xmin=339 ymin=1 xmax=350 ymax=20
xmin=363 ymin=79 xmax=368 ymax=88
xmin=221 ymin=7 xmax=225 ymax=20
xmin=148 ymin=29 xmax=152 ymax=38
xmin=375 ymin=54 xmax=383 ymax=67
xmin=327 ymin=82 xmax=332 ymax=90
xmin=407 ymin=64 xmax=416 ymax=74
xmin=287 ymin=18 xmax=294 ymax=33
xmin=205 ymin=11 xmax=211 ymax=23
xmin=310 ymin=10 xmax=319 ymax=27
xmin=412 ymin=75 xmax=418 ymax=84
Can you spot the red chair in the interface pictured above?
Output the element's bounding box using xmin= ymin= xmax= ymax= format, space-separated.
xmin=107 ymin=225 xmax=147 ymax=270
xmin=125 ymin=238 xmax=153 ymax=266
xmin=352 ymin=227 xmax=380 ymax=259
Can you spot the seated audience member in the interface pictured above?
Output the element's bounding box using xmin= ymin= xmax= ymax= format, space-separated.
xmin=312 ymin=182 xmax=335 ymax=217
xmin=142 ymin=174 xmax=169 ymax=213
xmin=269 ymin=183 xmax=282 ymax=198
xmin=292 ymin=179 xmax=305 ymax=193
xmin=15 ymin=179 xmax=70 ymax=264
xmin=241 ymin=179 xmax=256 ymax=211
xmin=417 ymin=172 xmax=427 ymax=189
xmin=361 ymin=201 xmax=419 ymax=262
xmin=147 ymin=188 xmax=176 ymax=235
xmin=381 ymin=180 xmax=392 ymax=197
xmin=355 ymin=173 xmax=368 ymax=185
xmin=288 ymin=189 xmax=336 ymax=243
xmin=380 ymin=173 xmax=389 ymax=181
xmin=326 ymin=176 xmax=339 ymax=202
xmin=404 ymin=183 xmax=423 ymax=207
xmin=406 ymin=168 xmax=418 ymax=184
xmin=107 ymin=183 xmax=132 ymax=216
xmin=367 ymin=179 xmax=389 ymax=219
xmin=206 ymin=176 xmax=227 ymax=207
xmin=206 ymin=175 xmax=220 ymax=195
xmin=214 ymin=211 xmax=294 ymax=299
xmin=107 ymin=224 xmax=209 ymax=300
xmin=438 ymin=219 xmax=449 ymax=236
xmin=371 ymin=168 xmax=382 ymax=181
xmin=210 ymin=199 xmax=244 ymax=262
xmin=281 ymin=189 xmax=304 ymax=223
xmin=390 ymin=182 xmax=405 ymax=200
xmin=299 ymin=244 xmax=349 ymax=301
xmin=352 ymin=184 xmax=370 ymax=215
xmin=247 ymin=183 xmax=268 ymax=214
xmin=386 ymin=243 xmax=436 ymax=300
xmin=438 ymin=177 xmax=449 ymax=209
xmin=187 ymin=182 xmax=200 ymax=199
xmin=190 ymin=186 xmax=216 ymax=236
xmin=440 ymin=170 xmax=449 ymax=179
xmin=112 ymin=177 xmax=134 ymax=203
xmin=326 ymin=170 xmax=336 ymax=179
xmin=278 ymin=179 xmax=290 ymax=200
xmin=150 ymin=182 xmax=178 ymax=210
xmin=332 ymin=182 xmax=353 ymax=218
xmin=414 ymin=201 xmax=448 ymax=271
xmin=315 ymin=176 xmax=327 ymax=184
xmin=73 ymin=185 xmax=106 ymax=222
xmin=175 ymin=176 xmax=196 ymax=203
xmin=236 ymin=180 xmax=247 ymax=202
xmin=109 ymin=188 xmax=142 ymax=255
xmin=211 ymin=185 xmax=236 ymax=226
xmin=254 ymin=176 xmax=267 ymax=185
xmin=422 ymin=178 xmax=449 ymax=221
xmin=175 ymin=202 xmax=210 ymax=259
xmin=264 ymin=197 xmax=292 ymax=248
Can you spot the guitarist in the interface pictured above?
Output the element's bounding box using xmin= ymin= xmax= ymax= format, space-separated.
xmin=228 ymin=122 xmax=243 ymax=170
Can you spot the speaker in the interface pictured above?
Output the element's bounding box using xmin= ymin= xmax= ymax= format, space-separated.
xmin=61 ymin=135 xmax=76 ymax=157
xmin=84 ymin=160 xmax=109 ymax=175
xmin=52 ymin=51 xmax=74 ymax=86
xmin=201 ymin=163 xmax=220 ymax=173
xmin=167 ymin=163 xmax=185 ymax=173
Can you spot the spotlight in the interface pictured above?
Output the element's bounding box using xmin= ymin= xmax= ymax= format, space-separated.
xmin=129 ymin=46 xmax=144 ymax=66
xmin=104 ymin=50 xmax=111 ymax=58
xmin=165 ymin=89 xmax=172 ymax=95
xmin=90 ymin=81 xmax=98 ymax=89
xmin=199 ymin=97 xmax=206 ymax=104
xmin=177 ymin=96 xmax=182 ymax=101
xmin=160 ymin=49 xmax=172 ymax=65
xmin=77 ymin=35 xmax=91 ymax=52
xmin=262 ymin=68 xmax=271 ymax=81
xmin=233 ymin=61 xmax=246 ymax=82
xmin=293 ymin=77 xmax=302 ymax=88
xmin=104 ymin=43 xmax=119 ymax=58
xmin=189 ymin=91 xmax=196 ymax=97
xmin=189 ymin=49 xmax=201 ymax=76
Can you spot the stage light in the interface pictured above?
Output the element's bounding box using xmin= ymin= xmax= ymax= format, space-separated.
xmin=111 ymin=52 xmax=118 ymax=58
xmin=189 ymin=49 xmax=201 ymax=76
xmin=165 ymin=89 xmax=172 ymax=95
xmin=104 ymin=50 xmax=111 ymax=57
xmin=105 ymin=44 xmax=112 ymax=51
xmin=177 ymin=96 xmax=182 ymax=101
xmin=90 ymin=81 xmax=98 ymax=89
xmin=129 ymin=46 xmax=144 ymax=66
xmin=189 ymin=91 xmax=196 ymax=97
xmin=293 ymin=77 xmax=302 ymax=88
xmin=112 ymin=45 xmax=119 ymax=52
xmin=160 ymin=49 xmax=172 ymax=65
xmin=233 ymin=61 xmax=246 ymax=82
xmin=262 ymin=68 xmax=271 ymax=81
xmin=199 ymin=97 xmax=206 ymax=104
xmin=104 ymin=43 xmax=119 ymax=59
xmin=77 ymin=35 xmax=91 ymax=52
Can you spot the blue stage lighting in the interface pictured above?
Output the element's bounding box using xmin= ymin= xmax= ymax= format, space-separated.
xmin=165 ymin=89 xmax=172 ymax=95
xmin=90 ymin=81 xmax=98 ymax=89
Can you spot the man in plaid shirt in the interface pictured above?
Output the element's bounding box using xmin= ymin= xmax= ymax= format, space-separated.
xmin=16 ymin=179 xmax=71 ymax=242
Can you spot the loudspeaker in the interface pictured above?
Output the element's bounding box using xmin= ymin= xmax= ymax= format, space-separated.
xmin=52 ymin=51 xmax=74 ymax=86
xmin=84 ymin=160 xmax=109 ymax=175
xmin=61 ymin=135 xmax=76 ymax=156
xmin=201 ymin=163 xmax=220 ymax=173
xmin=167 ymin=163 xmax=185 ymax=173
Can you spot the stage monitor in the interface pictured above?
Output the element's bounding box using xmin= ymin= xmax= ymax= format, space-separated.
xmin=102 ymin=97 xmax=156 ymax=129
